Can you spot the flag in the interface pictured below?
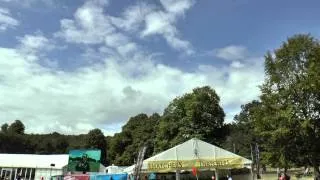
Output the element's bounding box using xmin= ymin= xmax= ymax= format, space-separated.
xmin=192 ymin=167 xmax=197 ymax=176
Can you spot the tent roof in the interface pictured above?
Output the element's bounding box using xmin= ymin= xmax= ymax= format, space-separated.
xmin=0 ymin=154 xmax=69 ymax=169
xmin=125 ymin=138 xmax=252 ymax=173
xmin=146 ymin=138 xmax=252 ymax=162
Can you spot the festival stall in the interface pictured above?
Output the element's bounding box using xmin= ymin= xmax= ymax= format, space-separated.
xmin=124 ymin=138 xmax=252 ymax=180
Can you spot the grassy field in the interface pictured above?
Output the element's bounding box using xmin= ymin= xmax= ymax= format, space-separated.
xmin=232 ymin=171 xmax=314 ymax=180
xmin=232 ymin=174 xmax=313 ymax=180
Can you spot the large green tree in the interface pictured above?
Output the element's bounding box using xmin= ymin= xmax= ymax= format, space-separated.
xmin=1 ymin=123 xmax=9 ymax=133
xmin=108 ymin=113 xmax=160 ymax=165
xmin=8 ymin=120 xmax=25 ymax=134
xmin=223 ymin=100 xmax=261 ymax=159
xmin=256 ymin=34 xmax=320 ymax=175
xmin=154 ymin=86 xmax=226 ymax=153
xmin=86 ymin=128 xmax=107 ymax=165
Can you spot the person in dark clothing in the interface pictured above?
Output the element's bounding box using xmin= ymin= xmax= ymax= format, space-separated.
xmin=75 ymin=154 xmax=90 ymax=173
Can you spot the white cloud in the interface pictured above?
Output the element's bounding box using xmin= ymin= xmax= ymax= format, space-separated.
xmin=55 ymin=0 xmax=194 ymax=55
xmin=117 ymin=43 xmax=138 ymax=57
xmin=17 ymin=33 xmax=54 ymax=54
xmin=109 ymin=0 xmax=195 ymax=55
xmin=0 ymin=8 xmax=19 ymax=31
xmin=160 ymin=0 xmax=195 ymax=15
xmin=105 ymin=33 xmax=129 ymax=48
xmin=230 ymin=61 xmax=245 ymax=68
xmin=164 ymin=34 xmax=194 ymax=55
xmin=0 ymin=43 xmax=264 ymax=135
xmin=55 ymin=0 xmax=114 ymax=44
xmin=110 ymin=2 xmax=155 ymax=32
xmin=0 ymin=0 xmax=58 ymax=8
xmin=214 ymin=45 xmax=248 ymax=61
xmin=141 ymin=12 xmax=172 ymax=36
xmin=140 ymin=11 xmax=194 ymax=54
xmin=139 ymin=0 xmax=195 ymax=55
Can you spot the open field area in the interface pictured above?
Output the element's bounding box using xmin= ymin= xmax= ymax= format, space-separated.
xmin=233 ymin=174 xmax=313 ymax=180
xmin=233 ymin=169 xmax=315 ymax=180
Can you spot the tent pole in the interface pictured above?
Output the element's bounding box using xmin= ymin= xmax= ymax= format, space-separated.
xmin=9 ymin=168 xmax=13 ymax=180
xmin=175 ymin=170 xmax=180 ymax=180
xmin=14 ymin=168 xmax=18 ymax=180
xmin=215 ymin=169 xmax=219 ymax=180
xmin=24 ymin=168 xmax=27 ymax=179
xmin=29 ymin=168 xmax=33 ymax=180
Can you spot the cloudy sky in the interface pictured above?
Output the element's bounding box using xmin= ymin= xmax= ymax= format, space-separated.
xmin=1 ymin=0 xmax=320 ymax=135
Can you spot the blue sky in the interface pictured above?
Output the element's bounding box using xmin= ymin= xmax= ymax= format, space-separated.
xmin=0 ymin=0 xmax=319 ymax=135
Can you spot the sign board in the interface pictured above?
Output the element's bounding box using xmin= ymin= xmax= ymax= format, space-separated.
xmin=67 ymin=149 xmax=101 ymax=172
xmin=147 ymin=158 xmax=244 ymax=172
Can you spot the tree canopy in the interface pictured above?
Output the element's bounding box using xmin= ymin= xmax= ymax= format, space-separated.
xmin=223 ymin=100 xmax=261 ymax=159
xmin=86 ymin=128 xmax=107 ymax=165
xmin=257 ymin=34 xmax=320 ymax=174
xmin=154 ymin=86 xmax=226 ymax=153
xmin=7 ymin=120 xmax=25 ymax=134
xmin=108 ymin=113 xmax=160 ymax=165
xmin=228 ymin=34 xmax=320 ymax=176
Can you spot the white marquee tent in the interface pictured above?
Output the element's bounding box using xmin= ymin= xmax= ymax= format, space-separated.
xmin=0 ymin=154 xmax=69 ymax=180
xmin=124 ymin=138 xmax=252 ymax=179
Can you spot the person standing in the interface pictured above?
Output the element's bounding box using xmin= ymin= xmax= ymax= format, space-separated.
xmin=227 ymin=175 xmax=232 ymax=180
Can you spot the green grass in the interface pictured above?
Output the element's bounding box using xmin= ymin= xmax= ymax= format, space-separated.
xmin=232 ymin=171 xmax=314 ymax=180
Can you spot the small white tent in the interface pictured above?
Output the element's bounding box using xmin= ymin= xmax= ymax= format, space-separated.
xmin=124 ymin=138 xmax=252 ymax=173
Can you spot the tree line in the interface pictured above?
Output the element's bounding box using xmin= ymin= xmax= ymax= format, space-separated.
xmin=0 ymin=85 xmax=227 ymax=166
xmin=0 ymin=34 xmax=319 ymax=177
